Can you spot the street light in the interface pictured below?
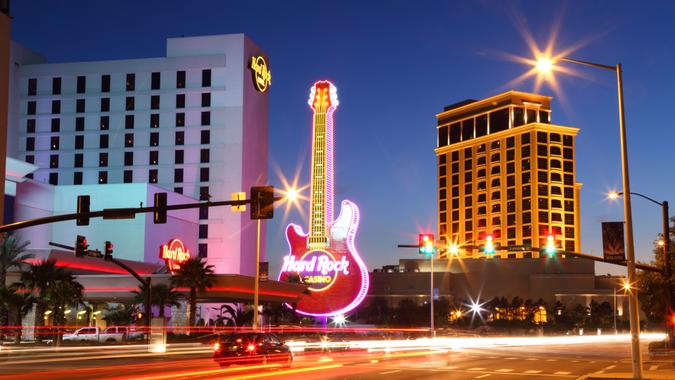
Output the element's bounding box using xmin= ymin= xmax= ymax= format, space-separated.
xmin=533 ymin=56 xmax=644 ymax=378
xmin=608 ymin=190 xmax=672 ymax=344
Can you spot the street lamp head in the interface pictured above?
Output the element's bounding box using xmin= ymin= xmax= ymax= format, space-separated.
xmin=657 ymin=240 xmax=665 ymax=247
xmin=607 ymin=191 xmax=622 ymax=200
xmin=285 ymin=187 xmax=299 ymax=202
xmin=536 ymin=57 xmax=554 ymax=74
xmin=622 ymin=279 xmax=631 ymax=291
xmin=448 ymin=244 xmax=460 ymax=256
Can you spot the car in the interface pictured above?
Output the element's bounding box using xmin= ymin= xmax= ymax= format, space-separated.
xmin=62 ymin=326 xmax=143 ymax=344
xmin=213 ymin=332 xmax=293 ymax=367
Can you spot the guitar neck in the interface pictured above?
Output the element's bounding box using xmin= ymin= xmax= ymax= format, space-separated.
xmin=308 ymin=110 xmax=332 ymax=248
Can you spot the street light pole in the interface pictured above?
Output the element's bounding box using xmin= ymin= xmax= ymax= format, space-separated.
xmin=661 ymin=201 xmax=672 ymax=345
xmin=430 ymin=252 xmax=435 ymax=338
xmin=253 ymin=218 xmax=261 ymax=331
xmin=614 ymin=287 xmax=617 ymax=335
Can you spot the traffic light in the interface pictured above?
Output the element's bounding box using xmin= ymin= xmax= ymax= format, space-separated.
xmin=76 ymin=195 xmax=90 ymax=226
xmin=250 ymin=186 xmax=274 ymax=220
xmin=544 ymin=235 xmax=556 ymax=256
xmin=75 ymin=235 xmax=88 ymax=257
xmin=104 ymin=241 xmax=114 ymax=262
xmin=418 ymin=234 xmax=435 ymax=255
xmin=483 ymin=235 xmax=495 ymax=255
xmin=153 ymin=192 xmax=167 ymax=224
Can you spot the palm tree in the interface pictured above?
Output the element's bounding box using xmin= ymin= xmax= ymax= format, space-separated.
xmin=20 ymin=260 xmax=69 ymax=343
xmin=0 ymin=234 xmax=32 ymax=340
xmin=49 ymin=275 xmax=84 ymax=346
xmin=133 ymin=283 xmax=182 ymax=319
xmin=0 ymin=284 xmax=36 ymax=344
xmin=171 ymin=257 xmax=215 ymax=332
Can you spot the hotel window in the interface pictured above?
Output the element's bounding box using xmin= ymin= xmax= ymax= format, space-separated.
xmin=563 ymin=148 xmax=573 ymax=160
xmin=440 ymin=177 xmax=446 ymax=188
xmin=538 ymin=198 xmax=548 ymax=209
xmin=492 ymin=216 xmax=501 ymax=226
xmin=77 ymin=76 xmax=86 ymax=93
xmin=550 ymin=173 xmax=562 ymax=183
xmin=550 ymin=159 xmax=562 ymax=169
xmin=51 ymin=136 xmax=59 ymax=150
xmin=563 ymin=161 xmax=573 ymax=172
xmin=449 ymin=123 xmax=460 ymax=144
xmin=522 ymin=225 xmax=532 ymax=238
xmin=175 ymin=131 xmax=184 ymax=145
xmin=506 ymin=162 xmax=515 ymax=174
xmin=550 ymin=133 xmax=561 ymax=143
xmin=74 ymin=172 xmax=83 ymax=185
xmin=526 ymin=109 xmax=537 ymax=124
xmin=175 ymin=150 xmax=184 ymax=164
xmin=475 ymin=115 xmax=488 ymax=137
xmin=52 ymin=77 xmax=62 ymax=95
xmin=523 ymin=212 xmax=531 ymax=223
xmin=490 ymin=165 xmax=500 ymax=175
xmin=151 ymin=72 xmax=161 ymax=90
xmin=124 ymin=151 xmax=133 ymax=166
xmin=126 ymin=73 xmax=135 ymax=91
xmin=506 ymin=136 xmax=515 ymax=148
xmin=27 ymin=119 xmax=35 ymax=133
xmin=540 ymin=110 xmax=550 ymax=123
xmin=490 ymin=153 xmax=500 ymax=162
xmin=200 ymin=206 xmax=209 ymax=220
xmin=507 ymin=175 xmax=515 ymax=187
xmin=198 ymin=244 xmax=208 ymax=258
xmin=125 ymin=133 xmax=134 ymax=147
xmin=507 ymin=201 xmax=516 ymax=213
xmin=124 ymin=170 xmax=133 ymax=183
xmin=75 ymin=135 xmax=84 ymax=149
xmin=201 ymin=92 xmax=211 ymax=107
xmin=507 ymin=214 xmax=516 ymax=225
xmin=551 ymin=186 xmax=562 ymax=195
xmin=551 ymin=199 xmax=562 ymax=209
xmin=437 ymin=125 xmax=448 ymax=147
xmin=522 ymin=198 xmax=531 ymax=211
xmin=149 ymin=151 xmax=159 ymax=165
xmin=101 ymin=98 xmax=110 ymax=112
xmin=27 ymin=101 xmax=36 ymax=115
xmin=125 ymin=97 xmax=134 ymax=111
xmin=538 ymin=184 xmax=548 ymax=196
xmin=489 ymin=108 xmax=509 ymax=134
xmin=201 ymin=111 xmax=210 ymax=126
xmin=99 ymin=152 xmax=108 ymax=167
xmin=491 ymin=141 xmax=500 ymax=150
xmin=49 ymin=154 xmax=59 ymax=168
xmin=76 ymin=99 xmax=85 ymax=113
xmin=439 ymin=166 xmax=446 ymax=176
xmin=100 ymin=116 xmax=109 ymax=130
xmin=564 ymin=187 xmax=574 ymax=199
xmin=464 ymin=196 xmax=472 ymax=207
xmin=176 ymin=70 xmax=186 ymax=88
xmin=478 ymin=219 xmax=487 ymax=228
xmin=477 ymin=168 xmax=486 ymax=178
xmin=464 ymin=183 xmax=472 ymax=194
xmin=150 ymin=113 xmax=159 ymax=128
xmin=52 ymin=100 xmax=61 ymax=114
xmin=149 ymin=169 xmax=158 ymax=183
xmin=51 ymin=118 xmax=60 ymax=132
xmin=477 ymin=194 xmax=486 ymax=203
xmin=125 ymin=115 xmax=134 ymax=129
xmin=451 ymin=186 xmax=459 ymax=197
xmin=98 ymin=171 xmax=108 ymax=184
xmin=537 ymin=144 xmax=547 ymax=156
xmin=101 ymin=74 xmax=111 ymax=92
xmin=537 ymin=158 xmax=547 ymax=169
xmin=537 ymin=132 xmax=547 ymax=143
xmin=174 ymin=187 xmax=183 ymax=194
xmin=490 ymin=178 xmax=500 ymax=187
xmin=477 ymin=143 xmax=486 ymax=153
xmin=201 ymin=130 xmax=210 ymax=144
xmin=451 ymin=162 xmax=459 ymax=173
xmin=451 ymin=174 xmax=459 ymax=185
xmin=28 ymin=78 xmax=37 ymax=95
xmin=76 ymin=117 xmax=85 ymax=131
xmin=439 ymin=200 xmax=446 ymax=212
xmin=174 ymin=168 xmax=183 ymax=183
xmin=464 ymin=159 xmax=472 ymax=170
xmin=565 ymin=227 xmax=575 ymax=239
xmin=151 ymin=95 xmax=160 ymax=110
xmin=564 ymin=174 xmax=573 ymax=185
xmin=550 ymin=146 xmax=562 ymax=156
xmin=537 ymin=171 xmax=547 ymax=182
xmin=100 ymin=134 xmax=109 ymax=149
xmin=176 ymin=94 xmax=185 ymax=108
xmin=49 ymin=173 xmax=58 ymax=185
xmin=202 ymin=69 xmax=211 ymax=87
xmin=563 ymin=135 xmax=573 ymax=147
xmin=199 ymin=186 xmax=210 ymax=200
xmin=491 ymin=191 xmax=501 ymax=200
xmin=492 ymin=203 xmax=501 ymax=213
xmin=565 ymin=213 xmax=574 ymax=225
xmin=507 ymin=188 xmax=515 ymax=200
xmin=74 ymin=153 xmax=83 ymax=168
xmin=150 ymin=132 xmax=159 ymax=146
xmin=477 ymin=181 xmax=486 ymax=190
xmin=176 ymin=112 xmax=185 ymax=127
xmin=200 ymin=167 xmax=210 ymax=182
xmin=464 ymin=172 xmax=472 ymax=182
xmin=552 ymin=213 xmax=562 ymax=222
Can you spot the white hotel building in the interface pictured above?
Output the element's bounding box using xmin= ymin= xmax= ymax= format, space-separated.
xmin=6 ymin=34 xmax=269 ymax=275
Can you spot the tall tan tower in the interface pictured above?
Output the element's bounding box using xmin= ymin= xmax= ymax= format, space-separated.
xmin=435 ymin=91 xmax=581 ymax=259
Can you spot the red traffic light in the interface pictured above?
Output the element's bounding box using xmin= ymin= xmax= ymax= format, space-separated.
xmin=418 ymin=234 xmax=435 ymax=255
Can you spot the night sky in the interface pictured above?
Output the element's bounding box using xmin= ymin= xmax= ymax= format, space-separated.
xmin=9 ymin=1 xmax=675 ymax=276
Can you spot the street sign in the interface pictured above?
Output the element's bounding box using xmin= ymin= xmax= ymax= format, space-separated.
xmin=602 ymin=221 xmax=626 ymax=262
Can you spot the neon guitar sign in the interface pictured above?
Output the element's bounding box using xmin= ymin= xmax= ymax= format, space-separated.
xmin=279 ymin=81 xmax=369 ymax=317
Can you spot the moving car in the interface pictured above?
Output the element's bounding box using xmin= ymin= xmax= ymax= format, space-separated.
xmin=213 ymin=332 xmax=292 ymax=367
xmin=62 ymin=326 xmax=142 ymax=343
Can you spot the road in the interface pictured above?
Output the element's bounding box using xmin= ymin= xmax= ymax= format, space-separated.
xmin=0 ymin=337 xmax=672 ymax=379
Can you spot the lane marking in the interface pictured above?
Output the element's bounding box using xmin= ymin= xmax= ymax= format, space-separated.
xmin=603 ymin=365 xmax=616 ymax=370
xmin=444 ymin=366 xmax=459 ymax=369
xmin=379 ymin=370 xmax=402 ymax=375
xmin=506 ymin=357 xmax=519 ymax=360
xmin=649 ymin=365 xmax=659 ymax=371
xmin=496 ymin=368 xmax=514 ymax=372
xmin=474 ymin=375 xmax=491 ymax=379
xmin=545 ymin=359 xmax=557 ymax=362
xmin=468 ymin=367 xmax=487 ymax=371
xmin=526 ymin=358 xmax=538 ymax=361
xmin=554 ymin=371 xmax=571 ymax=375
xmin=524 ymin=370 xmax=542 ymax=374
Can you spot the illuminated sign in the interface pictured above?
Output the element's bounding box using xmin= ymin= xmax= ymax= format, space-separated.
xmin=249 ymin=55 xmax=271 ymax=93
xmin=278 ymin=81 xmax=369 ymax=318
xmin=159 ymin=239 xmax=190 ymax=272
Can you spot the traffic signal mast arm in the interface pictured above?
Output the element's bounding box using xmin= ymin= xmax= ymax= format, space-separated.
xmin=0 ymin=195 xmax=284 ymax=234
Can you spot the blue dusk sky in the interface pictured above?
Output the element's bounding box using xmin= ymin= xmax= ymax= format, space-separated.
xmin=9 ymin=1 xmax=675 ymax=276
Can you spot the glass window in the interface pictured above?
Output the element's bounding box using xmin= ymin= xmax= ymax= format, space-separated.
xmin=77 ymin=76 xmax=86 ymax=93
xmin=126 ymin=73 xmax=135 ymax=91
xmin=537 ymin=144 xmax=548 ymax=156
xmin=124 ymin=170 xmax=133 ymax=183
xmin=539 ymin=198 xmax=548 ymax=209
xmin=522 ymin=198 xmax=531 ymax=211
xmin=563 ymin=148 xmax=573 ymax=159
xmin=28 ymin=78 xmax=37 ymax=95
xmin=201 ymin=130 xmax=210 ymax=144
xmin=202 ymin=69 xmax=211 ymax=87
xmin=438 ymin=125 xmax=448 ymax=147
xmin=27 ymin=119 xmax=36 ymax=133
xmin=175 ymin=150 xmax=184 ymax=164
xmin=99 ymin=152 xmax=108 ymax=167
xmin=51 ymin=118 xmax=60 ymax=132
xmin=540 ymin=110 xmax=550 ymax=123
xmin=522 ymin=172 xmax=530 ymax=184
xmin=124 ymin=151 xmax=133 ymax=166
xmin=201 ymin=92 xmax=211 ymax=107
xmin=521 ymin=145 xmax=530 ymax=157
xmin=149 ymin=151 xmax=159 ymax=165
xmin=489 ymin=108 xmax=509 ymax=134
xmin=176 ymin=94 xmax=185 ymax=108
xmin=201 ymin=111 xmax=210 ymax=126
xmin=507 ymin=175 xmax=515 ymax=187
xmin=49 ymin=173 xmax=58 ymax=185
xmin=75 ymin=117 xmax=85 ymax=131
xmin=563 ymin=161 xmax=573 ymax=172
xmin=523 ymin=185 xmax=531 ymax=197
xmin=150 ymin=113 xmax=159 ymax=128
xmin=50 ymin=136 xmax=59 ymax=150
xmin=551 ymin=159 xmax=562 ymax=169
xmin=74 ymin=153 xmax=83 ymax=168
xmin=98 ymin=171 xmax=108 ymax=184
xmin=99 ymin=134 xmax=109 ymax=149
xmin=125 ymin=96 xmax=134 ymax=111
xmin=526 ymin=109 xmax=536 ymax=124
xmin=464 ymin=159 xmax=472 ymax=170
xmin=174 ymin=168 xmax=183 ymax=182
xmin=200 ymin=167 xmax=210 ymax=181
xmin=27 ymin=101 xmax=36 ymax=115
xmin=52 ymin=77 xmax=61 ymax=95
xmin=151 ymin=95 xmax=160 ymax=110
xmin=475 ymin=115 xmax=488 ymax=137
xmin=149 ymin=131 xmax=159 ymax=145
xmin=49 ymin=154 xmax=59 ymax=168
xmin=52 ymin=100 xmax=61 ymax=114
xmin=176 ymin=70 xmax=186 ymax=88
xmin=449 ymin=123 xmax=461 ymax=144
xmin=451 ymin=151 xmax=459 ymax=161
xmin=149 ymin=169 xmax=158 ymax=183
xmin=550 ymin=146 xmax=562 ymax=156
xmin=200 ymin=148 xmax=210 ymax=163
xmin=464 ymin=147 xmax=472 ymax=158
xmin=564 ymin=174 xmax=573 ymax=185
xmin=101 ymin=74 xmax=111 ymax=92
xmin=513 ymin=107 xmax=524 ymax=127
xmin=75 ymin=135 xmax=84 ymax=149
xmin=74 ymin=172 xmax=83 ymax=185
xmin=523 ymin=212 xmax=531 ymax=224
xmin=198 ymin=244 xmax=208 ymax=258
xmin=538 ymin=184 xmax=548 ymax=196
xmin=76 ymin=99 xmax=85 ymax=113
xmin=125 ymin=133 xmax=134 ymax=147
xmin=125 ymin=115 xmax=134 ymax=129
xmin=551 ymin=173 xmax=562 ymax=182
xmin=174 ymin=187 xmax=183 ymax=194
xmin=175 ymin=131 xmax=184 ymax=145
xmin=563 ymin=135 xmax=573 ymax=147
xmin=506 ymin=162 xmax=515 ymax=174
xmin=199 ymin=206 xmax=209 ymax=220
xmin=199 ymin=186 xmax=210 ymax=200
xmin=151 ymin=72 xmax=161 ymax=90
xmin=176 ymin=112 xmax=185 ymax=127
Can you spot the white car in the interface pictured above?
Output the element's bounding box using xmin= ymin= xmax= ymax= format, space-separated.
xmin=62 ymin=326 xmax=135 ymax=343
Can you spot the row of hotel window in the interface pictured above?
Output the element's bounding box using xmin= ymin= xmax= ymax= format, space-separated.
xmin=25 ymin=130 xmax=211 ymax=151
xmin=29 ymin=148 xmax=211 ymax=170
xmin=26 ymin=113 xmax=207 ymax=134
xmin=26 ymin=94 xmax=213 ymax=115
xmin=440 ymin=191 xmax=574 ymax=211
xmin=440 ymin=223 xmax=575 ymax=240
xmin=437 ymin=107 xmax=551 ymax=147
xmin=39 ymin=166 xmax=212 ymax=186
xmin=27 ymin=70 xmax=211 ymax=95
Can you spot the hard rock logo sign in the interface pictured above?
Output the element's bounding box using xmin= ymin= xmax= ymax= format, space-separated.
xmin=159 ymin=239 xmax=190 ymax=273
xmin=249 ymin=55 xmax=271 ymax=93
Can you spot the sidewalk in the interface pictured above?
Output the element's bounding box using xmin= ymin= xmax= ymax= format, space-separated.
xmin=582 ymin=371 xmax=674 ymax=380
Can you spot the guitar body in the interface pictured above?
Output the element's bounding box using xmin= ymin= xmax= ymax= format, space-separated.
xmin=279 ymin=80 xmax=368 ymax=317
xmin=281 ymin=200 xmax=369 ymax=316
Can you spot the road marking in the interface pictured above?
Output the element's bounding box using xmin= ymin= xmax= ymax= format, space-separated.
xmin=603 ymin=365 xmax=616 ymax=370
xmin=506 ymin=357 xmax=519 ymax=360
xmin=379 ymin=370 xmax=402 ymax=375
xmin=590 ymin=361 xmax=596 ymax=363
xmin=572 ymin=360 xmax=579 ymax=363
xmin=370 ymin=359 xmax=379 ymax=363
xmin=495 ymin=368 xmax=514 ymax=372
xmin=474 ymin=375 xmax=491 ymax=379
xmin=467 ymin=367 xmax=487 ymax=371
xmin=444 ymin=366 xmax=459 ymax=369
xmin=545 ymin=359 xmax=557 ymax=362
xmin=649 ymin=365 xmax=659 ymax=370
xmin=526 ymin=358 xmax=538 ymax=361
xmin=524 ymin=370 xmax=542 ymax=374
xmin=554 ymin=371 xmax=571 ymax=375
xmin=487 ymin=356 xmax=497 ymax=359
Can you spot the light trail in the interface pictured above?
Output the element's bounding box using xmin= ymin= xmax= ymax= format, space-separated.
xmin=111 ymin=363 xmax=282 ymax=380
xmin=222 ymin=364 xmax=343 ymax=380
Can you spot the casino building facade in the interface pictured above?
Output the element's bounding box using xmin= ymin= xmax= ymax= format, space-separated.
xmin=435 ymin=91 xmax=582 ymax=259
xmin=7 ymin=34 xmax=269 ymax=275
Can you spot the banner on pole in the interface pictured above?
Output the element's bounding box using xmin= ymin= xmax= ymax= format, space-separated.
xmin=602 ymin=222 xmax=626 ymax=262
